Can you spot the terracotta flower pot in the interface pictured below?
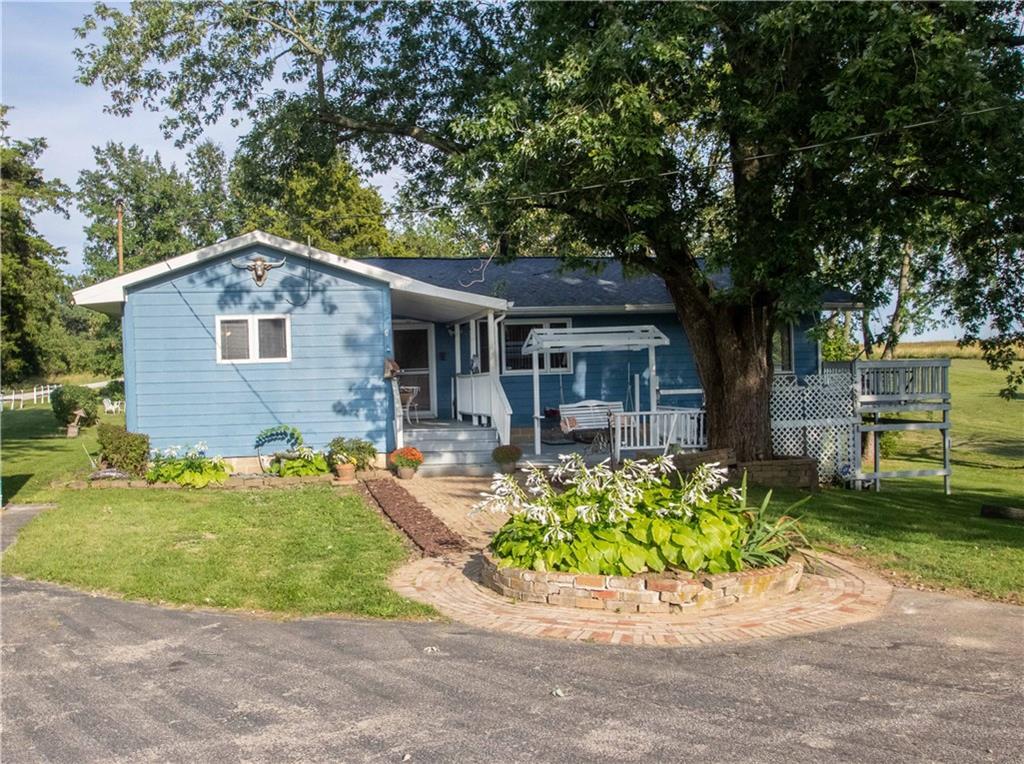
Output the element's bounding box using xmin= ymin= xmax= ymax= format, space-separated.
xmin=334 ymin=462 xmax=356 ymax=483
xmin=396 ymin=466 xmax=416 ymax=480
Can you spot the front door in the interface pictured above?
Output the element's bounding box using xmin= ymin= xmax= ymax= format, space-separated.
xmin=393 ymin=322 xmax=436 ymax=418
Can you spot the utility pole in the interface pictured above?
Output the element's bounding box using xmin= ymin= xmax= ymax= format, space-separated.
xmin=115 ymin=197 xmax=125 ymax=274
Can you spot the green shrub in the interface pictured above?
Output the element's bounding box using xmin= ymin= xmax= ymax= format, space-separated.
xmin=97 ymin=424 xmax=150 ymax=476
xmin=492 ymin=445 xmax=523 ymax=464
xmin=100 ymin=380 xmax=125 ymax=401
xmin=269 ymin=446 xmax=330 ymax=477
xmin=879 ymin=431 xmax=903 ymax=459
xmin=147 ymin=443 xmax=229 ymax=488
xmin=326 ymin=437 xmax=377 ymax=469
xmin=481 ymin=455 xmax=807 ymax=576
xmin=51 ymin=385 xmax=98 ymax=427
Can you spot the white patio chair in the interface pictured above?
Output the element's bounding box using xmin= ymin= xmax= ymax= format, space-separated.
xmin=102 ymin=398 xmax=123 ymax=414
xmin=399 ymin=386 xmax=421 ymax=424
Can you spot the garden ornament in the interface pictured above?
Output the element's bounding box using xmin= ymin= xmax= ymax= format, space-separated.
xmin=232 ymin=255 xmax=286 ymax=286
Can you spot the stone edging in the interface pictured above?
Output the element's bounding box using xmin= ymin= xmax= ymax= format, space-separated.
xmin=480 ymin=551 xmax=802 ymax=614
xmin=61 ymin=473 xmax=349 ymax=490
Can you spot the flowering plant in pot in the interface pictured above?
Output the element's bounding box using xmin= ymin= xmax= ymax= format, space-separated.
xmin=389 ymin=447 xmax=424 ymax=479
xmin=327 ymin=437 xmax=377 ymax=481
xmin=491 ymin=444 xmax=523 ymax=474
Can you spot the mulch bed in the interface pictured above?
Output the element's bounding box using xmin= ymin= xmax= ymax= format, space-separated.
xmin=362 ymin=478 xmax=467 ymax=557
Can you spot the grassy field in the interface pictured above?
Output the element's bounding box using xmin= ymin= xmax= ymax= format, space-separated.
xmin=769 ymin=358 xmax=1023 ymax=603
xmin=891 ymin=340 xmax=984 ymax=359
xmin=1 ymin=406 xmax=435 ymax=618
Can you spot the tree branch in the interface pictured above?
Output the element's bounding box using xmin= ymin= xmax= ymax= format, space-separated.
xmin=317 ymin=112 xmax=465 ymax=155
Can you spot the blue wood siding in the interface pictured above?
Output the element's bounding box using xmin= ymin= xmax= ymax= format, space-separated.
xmin=793 ymin=313 xmax=820 ymax=377
xmin=126 ymin=244 xmax=392 ymax=456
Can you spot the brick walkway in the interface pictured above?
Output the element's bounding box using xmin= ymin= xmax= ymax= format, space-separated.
xmin=391 ymin=552 xmax=893 ymax=647
xmin=393 ymin=475 xmax=893 ymax=646
xmin=399 ymin=475 xmax=506 ymax=548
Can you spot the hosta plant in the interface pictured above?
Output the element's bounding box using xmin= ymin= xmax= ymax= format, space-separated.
xmin=147 ymin=442 xmax=229 ymax=488
xmin=479 ymin=454 xmax=807 ymax=576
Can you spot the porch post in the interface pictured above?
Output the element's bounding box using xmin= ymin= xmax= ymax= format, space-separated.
xmin=487 ymin=310 xmax=499 ymax=376
xmin=533 ymin=351 xmax=542 ymax=455
xmin=648 ymin=345 xmax=658 ymax=412
xmin=454 ymin=323 xmax=462 ymax=375
xmin=469 ymin=319 xmax=477 ymax=373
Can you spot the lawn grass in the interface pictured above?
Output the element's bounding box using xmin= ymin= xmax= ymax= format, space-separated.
xmin=2 ymin=486 xmax=437 ymax=618
xmin=2 ymin=407 xmax=435 ymax=618
xmin=767 ymin=359 xmax=1024 ymax=603
xmin=1 ymin=405 xmax=124 ymax=504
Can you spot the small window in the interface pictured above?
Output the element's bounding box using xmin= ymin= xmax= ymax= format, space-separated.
xmin=216 ymin=315 xmax=291 ymax=364
xmin=258 ymin=318 xmax=288 ymax=360
xmin=772 ymin=323 xmax=794 ymax=373
xmin=502 ymin=319 xmax=572 ymax=374
xmin=219 ymin=319 xmax=250 ymax=361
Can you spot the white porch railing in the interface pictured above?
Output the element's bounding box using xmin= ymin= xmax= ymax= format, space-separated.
xmin=391 ymin=378 xmax=404 ymax=449
xmin=824 ymin=359 xmax=950 ymax=410
xmin=612 ymin=408 xmax=706 ymax=460
xmin=855 ymin=359 xmax=950 ymax=407
xmin=455 ymin=372 xmax=512 ymax=445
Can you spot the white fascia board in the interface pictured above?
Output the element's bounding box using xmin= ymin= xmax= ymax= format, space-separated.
xmin=506 ymin=303 xmax=676 ymax=315
xmin=73 ymin=230 xmax=508 ymax=313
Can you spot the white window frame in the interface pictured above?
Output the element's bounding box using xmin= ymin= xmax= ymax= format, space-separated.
xmin=215 ymin=314 xmax=292 ymax=364
xmin=501 ymin=318 xmax=573 ymax=375
xmin=773 ymin=321 xmax=795 ymax=375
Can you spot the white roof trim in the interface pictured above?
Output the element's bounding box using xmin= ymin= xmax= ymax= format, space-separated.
xmin=72 ymin=230 xmax=509 ymax=314
xmin=521 ymin=325 xmax=670 ymax=354
xmin=507 ymin=303 xmax=676 ymax=315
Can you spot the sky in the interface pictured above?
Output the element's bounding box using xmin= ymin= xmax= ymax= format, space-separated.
xmin=2 ymin=1 xmax=963 ymax=341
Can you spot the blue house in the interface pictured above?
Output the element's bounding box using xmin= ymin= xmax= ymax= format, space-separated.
xmin=74 ymin=231 xmax=855 ymax=475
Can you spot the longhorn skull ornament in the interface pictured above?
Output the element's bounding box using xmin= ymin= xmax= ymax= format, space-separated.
xmin=232 ymin=255 xmax=286 ymax=287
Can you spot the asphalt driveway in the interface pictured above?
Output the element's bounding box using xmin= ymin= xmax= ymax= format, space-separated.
xmin=2 ymin=510 xmax=1022 ymax=763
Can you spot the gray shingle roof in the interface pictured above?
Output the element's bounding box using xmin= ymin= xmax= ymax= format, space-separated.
xmin=361 ymin=257 xmax=859 ymax=309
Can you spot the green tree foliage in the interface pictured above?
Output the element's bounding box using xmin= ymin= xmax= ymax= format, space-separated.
xmin=236 ymin=155 xmax=399 ymax=257
xmin=0 ymin=107 xmax=73 ymax=382
xmin=77 ymin=142 xmax=222 ymax=280
xmin=75 ymin=3 xmax=1024 ymax=453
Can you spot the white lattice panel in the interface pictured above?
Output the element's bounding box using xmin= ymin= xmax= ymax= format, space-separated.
xmin=771 ymin=372 xmax=856 ymax=483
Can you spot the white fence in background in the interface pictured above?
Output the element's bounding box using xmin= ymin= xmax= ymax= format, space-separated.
xmin=770 ymin=373 xmax=858 ymax=483
xmin=2 ymin=384 xmax=61 ymax=410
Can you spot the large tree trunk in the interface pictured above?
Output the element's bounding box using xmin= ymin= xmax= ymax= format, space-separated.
xmin=662 ymin=274 xmax=775 ymax=462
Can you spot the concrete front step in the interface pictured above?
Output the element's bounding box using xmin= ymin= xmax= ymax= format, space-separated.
xmin=419 ymin=449 xmax=498 ymax=467
xmin=403 ymin=428 xmax=499 ymax=446
xmin=402 ymin=422 xmax=501 ymax=475
xmin=405 ymin=437 xmax=498 ymax=453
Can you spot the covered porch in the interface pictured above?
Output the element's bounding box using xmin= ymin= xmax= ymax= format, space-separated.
xmin=518 ymin=325 xmax=707 ymax=461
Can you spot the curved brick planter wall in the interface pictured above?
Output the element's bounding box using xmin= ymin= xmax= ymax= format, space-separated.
xmin=481 ymin=552 xmax=803 ymax=614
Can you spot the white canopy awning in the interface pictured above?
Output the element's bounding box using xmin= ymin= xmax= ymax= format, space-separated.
xmin=521 ymin=325 xmax=669 ymax=355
